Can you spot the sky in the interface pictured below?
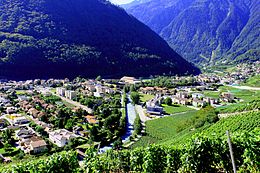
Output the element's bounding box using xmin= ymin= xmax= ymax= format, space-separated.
xmin=109 ymin=0 xmax=134 ymax=5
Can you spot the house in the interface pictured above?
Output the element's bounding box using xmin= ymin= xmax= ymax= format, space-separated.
xmin=6 ymin=107 xmax=16 ymax=114
xmin=203 ymin=97 xmax=219 ymax=105
xmin=192 ymin=99 xmax=207 ymax=108
xmin=16 ymin=128 xmax=35 ymax=141
xmin=21 ymin=136 xmax=48 ymax=154
xmin=176 ymin=92 xmax=189 ymax=99
xmin=49 ymin=129 xmax=77 ymax=147
xmin=86 ymin=84 xmax=96 ymax=92
xmin=13 ymin=116 xmax=29 ymax=125
xmin=221 ymin=92 xmax=235 ymax=102
xmin=28 ymin=108 xmax=40 ymax=118
xmin=85 ymin=115 xmax=99 ymax=124
xmin=172 ymin=97 xmax=190 ymax=105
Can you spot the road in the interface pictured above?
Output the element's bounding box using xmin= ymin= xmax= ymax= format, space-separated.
xmin=53 ymin=92 xmax=93 ymax=113
xmin=37 ymin=87 xmax=93 ymax=113
xmin=135 ymin=105 xmax=151 ymax=122
xmin=227 ymin=85 xmax=260 ymax=91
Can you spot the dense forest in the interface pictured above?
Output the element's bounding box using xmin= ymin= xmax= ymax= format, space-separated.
xmin=126 ymin=0 xmax=260 ymax=65
xmin=0 ymin=0 xmax=199 ymax=79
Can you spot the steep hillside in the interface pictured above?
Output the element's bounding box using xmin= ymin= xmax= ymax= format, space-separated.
xmin=0 ymin=0 xmax=199 ymax=79
xmin=126 ymin=0 xmax=260 ymax=65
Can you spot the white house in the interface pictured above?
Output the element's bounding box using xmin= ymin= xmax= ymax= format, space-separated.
xmin=49 ymin=129 xmax=77 ymax=147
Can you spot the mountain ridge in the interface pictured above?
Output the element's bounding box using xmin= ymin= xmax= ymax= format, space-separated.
xmin=0 ymin=0 xmax=199 ymax=80
xmin=126 ymin=0 xmax=260 ymax=65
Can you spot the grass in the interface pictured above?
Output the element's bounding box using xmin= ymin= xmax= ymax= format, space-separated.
xmin=202 ymin=91 xmax=220 ymax=98
xmin=130 ymin=110 xmax=197 ymax=148
xmin=140 ymin=93 xmax=154 ymax=103
xmin=243 ymin=75 xmax=260 ymax=87
xmin=61 ymin=100 xmax=76 ymax=108
xmin=16 ymin=90 xmax=27 ymax=95
xmin=50 ymin=88 xmax=56 ymax=93
xmin=162 ymin=104 xmax=193 ymax=114
xmin=201 ymin=85 xmax=260 ymax=102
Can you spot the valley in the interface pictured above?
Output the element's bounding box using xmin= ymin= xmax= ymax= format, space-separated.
xmin=0 ymin=61 xmax=259 ymax=172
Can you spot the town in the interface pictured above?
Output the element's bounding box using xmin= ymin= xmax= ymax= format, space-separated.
xmin=0 ymin=61 xmax=259 ymax=163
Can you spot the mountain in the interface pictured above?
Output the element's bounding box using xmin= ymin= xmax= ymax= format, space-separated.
xmin=0 ymin=0 xmax=199 ymax=80
xmin=121 ymin=0 xmax=150 ymax=8
xmin=126 ymin=0 xmax=260 ymax=65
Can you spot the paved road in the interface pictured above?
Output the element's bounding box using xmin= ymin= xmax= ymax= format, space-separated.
xmin=53 ymin=92 xmax=93 ymax=113
xmin=37 ymin=87 xmax=93 ymax=113
xmin=227 ymin=85 xmax=260 ymax=91
xmin=135 ymin=105 xmax=151 ymax=122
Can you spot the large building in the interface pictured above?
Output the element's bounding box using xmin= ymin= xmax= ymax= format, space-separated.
xmin=49 ymin=129 xmax=77 ymax=147
xmin=56 ymin=87 xmax=66 ymax=96
xmin=65 ymin=90 xmax=76 ymax=100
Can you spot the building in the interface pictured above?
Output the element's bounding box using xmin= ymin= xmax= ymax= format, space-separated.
xmin=56 ymin=87 xmax=66 ymax=96
xmin=49 ymin=129 xmax=77 ymax=147
xmin=65 ymin=90 xmax=76 ymax=100
xmin=20 ymin=136 xmax=48 ymax=154
xmin=221 ymin=92 xmax=235 ymax=102
xmin=13 ymin=116 xmax=29 ymax=125
xmin=146 ymin=100 xmax=164 ymax=116
xmin=176 ymin=92 xmax=189 ymax=99
xmin=85 ymin=115 xmax=99 ymax=124
xmin=192 ymin=99 xmax=207 ymax=108
xmin=119 ymin=76 xmax=141 ymax=85
xmin=6 ymin=107 xmax=16 ymax=114
xmin=191 ymin=93 xmax=205 ymax=99
xmin=172 ymin=97 xmax=190 ymax=105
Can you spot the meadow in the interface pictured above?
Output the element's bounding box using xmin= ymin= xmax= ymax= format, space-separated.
xmin=162 ymin=104 xmax=194 ymax=114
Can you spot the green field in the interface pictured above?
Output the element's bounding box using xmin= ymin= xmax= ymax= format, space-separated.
xmin=201 ymin=85 xmax=260 ymax=102
xmin=130 ymin=110 xmax=197 ymax=148
xmin=16 ymin=90 xmax=27 ymax=95
xmin=61 ymin=100 xmax=76 ymax=108
xmin=243 ymin=75 xmax=260 ymax=87
xmin=162 ymin=104 xmax=193 ymax=114
xmin=140 ymin=93 xmax=154 ymax=103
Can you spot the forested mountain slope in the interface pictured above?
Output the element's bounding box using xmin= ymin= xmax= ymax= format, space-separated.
xmin=0 ymin=0 xmax=199 ymax=79
xmin=126 ymin=0 xmax=260 ymax=65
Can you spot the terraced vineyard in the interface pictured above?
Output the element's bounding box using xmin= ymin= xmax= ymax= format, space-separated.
xmin=203 ymin=111 xmax=260 ymax=137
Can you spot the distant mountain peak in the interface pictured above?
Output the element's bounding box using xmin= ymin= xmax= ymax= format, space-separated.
xmin=126 ymin=0 xmax=260 ymax=65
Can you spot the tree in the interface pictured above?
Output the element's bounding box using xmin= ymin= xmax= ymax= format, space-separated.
xmin=134 ymin=114 xmax=142 ymax=135
xmin=65 ymin=119 xmax=74 ymax=131
xmin=164 ymin=97 xmax=172 ymax=106
xmin=112 ymin=137 xmax=123 ymax=150
xmin=2 ymin=129 xmax=14 ymax=144
xmin=130 ymin=92 xmax=140 ymax=105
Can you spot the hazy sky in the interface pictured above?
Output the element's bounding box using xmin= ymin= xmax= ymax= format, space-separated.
xmin=110 ymin=0 xmax=134 ymax=5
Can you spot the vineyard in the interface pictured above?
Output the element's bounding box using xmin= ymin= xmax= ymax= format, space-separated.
xmin=130 ymin=111 xmax=197 ymax=148
xmin=1 ymin=129 xmax=259 ymax=173
xmin=217 ymin=99 xmax=260 ymax=113
xmin=202 ymin=111 xmax=260 ymax=137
